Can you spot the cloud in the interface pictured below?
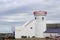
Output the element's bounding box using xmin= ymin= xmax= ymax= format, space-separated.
xmin=0 ymin=0 xmax=60 ymax=24
xmin=0 ymin=0 xmax=60 ymax=23
xmin=0 ymin=0 xmax=60 ymax=33
xmin=0 ymin=0 xmax=44 ymax=12
xmin=0 ymin=13 xmax=33 ymax=22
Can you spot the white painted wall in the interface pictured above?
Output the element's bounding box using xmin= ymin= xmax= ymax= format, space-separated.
xmin=15 ymin=11 xmax=47 ymax=38
xmin=15 ymin=16 xmax=46 ymax=38
xmin=33 ymin=11 xmax=47 ymax=38
xmin=25 ymin=20 xmax=35 ymax=37
xmin=15 ymin=20 xmax=35 ymax=38
xmin=15 ymin=26 xmax=25 ymax=38
xmin=15 ymin=19 xmax=60 ymax=38
xmin=35 ymin=16 xmax=46 ymax=38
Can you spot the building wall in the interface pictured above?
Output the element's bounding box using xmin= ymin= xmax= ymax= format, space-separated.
xmin=15 ymin=20 xmax=35 ymax=38
xmin=15 ymin=11 xmax=47 ymax=38
xmin=15 ymin=17 xmax=46 ymax=38
xmin=15 ymin=26 xmax=25 ymax=38
xmin=35 ymin=16 xmax=46 ymax=38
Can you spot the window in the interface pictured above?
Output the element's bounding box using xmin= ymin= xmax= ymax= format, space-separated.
xmin=21 ymin=36 xmax=27 ymax=38
xmin=42 ymin=17 xmax=44 ymax=20
xmin=30 ymin=27 xmax=32 ymax=29
xmin=28 ymin=36 xmax=30 ymax=38
xmin=35 ymin=17 xmax=37 ymax=20
xmin=32 ymin=36 xmax=35 ymax=38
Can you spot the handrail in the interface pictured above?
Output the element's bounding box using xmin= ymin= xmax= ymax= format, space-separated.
xmin=23 ymin=19 xmax=35 ymax=27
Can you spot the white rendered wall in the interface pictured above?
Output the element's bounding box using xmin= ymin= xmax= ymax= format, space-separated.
xmin=35 ymin=16 xmax=46 ymax=38
xmin=15 ymin=15 xmax=46 ymax=38
xmin=25 ymin=20 xmax=35 ymax=38
xmin=15 ymin=20 xmax=35 ymax=38
xmin=15 ymin=26 xmax=25 ymax=38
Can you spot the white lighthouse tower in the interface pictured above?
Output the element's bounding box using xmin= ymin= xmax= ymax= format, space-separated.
xmin=33 ymin=11 xmax=47 ymax=38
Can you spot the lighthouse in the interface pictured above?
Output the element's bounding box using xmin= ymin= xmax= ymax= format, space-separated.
xmin=33 ymin=11 xmax=47 ymax=38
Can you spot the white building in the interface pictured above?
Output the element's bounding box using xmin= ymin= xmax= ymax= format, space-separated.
xmin=15 ymin=11 xmax=60 ymax=38
xmin=15 ymin=11 xmax=47 ymax=38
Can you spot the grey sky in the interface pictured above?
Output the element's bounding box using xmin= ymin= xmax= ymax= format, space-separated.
xmin=0 ymin=0 xmax=60 ymax=33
